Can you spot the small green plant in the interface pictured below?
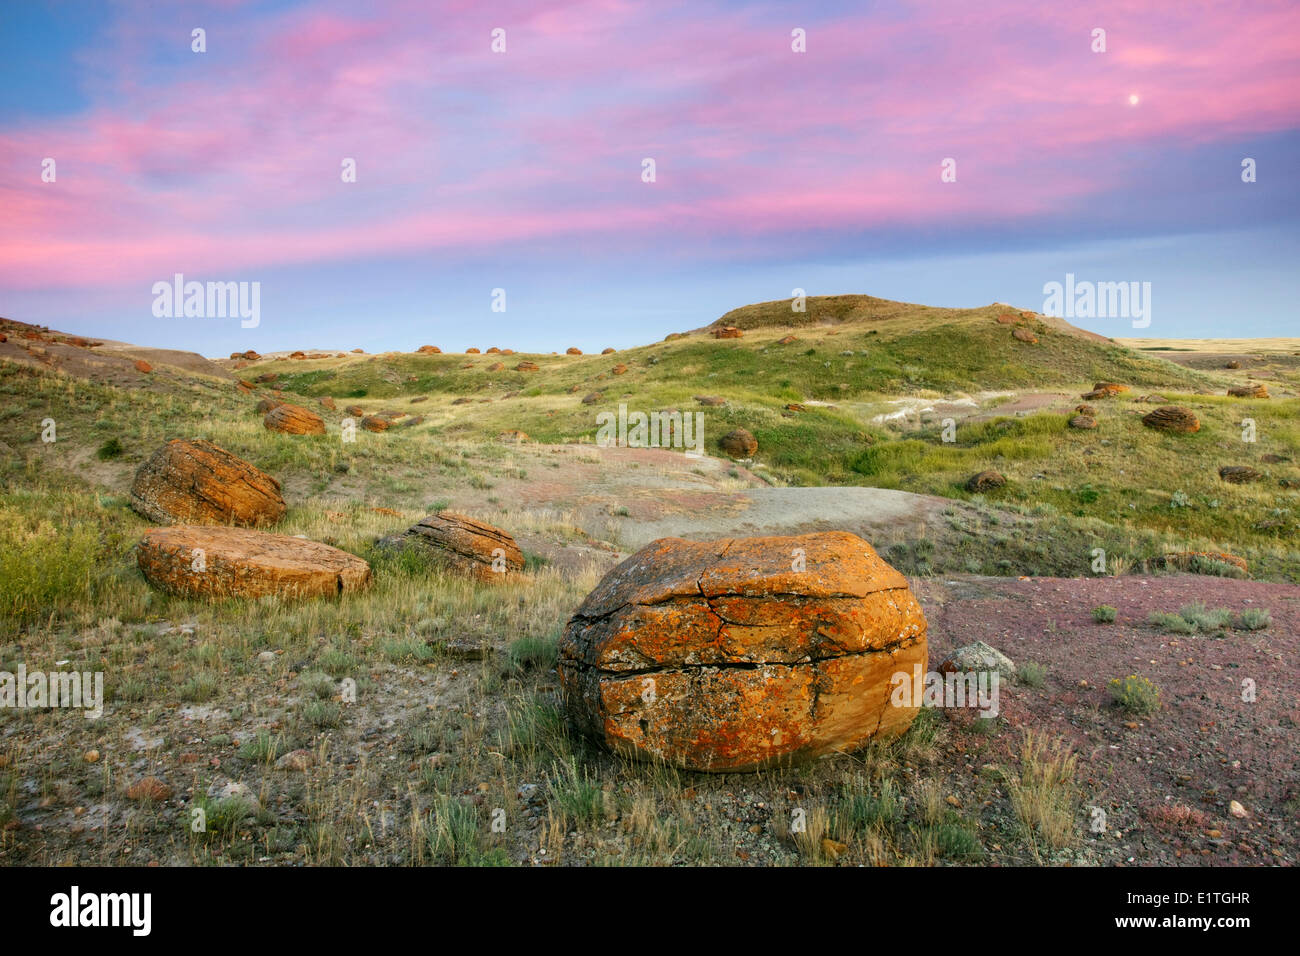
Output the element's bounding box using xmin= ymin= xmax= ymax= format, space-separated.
xmin=1234 ymin=608 xmax=1271 ymax=631
xmin=179 ymin=672 xmax=218 ymax=702
xmin=507 ymin=633 xmax=558 ymax=672
xmin=95 ymin=437 xmax=124 ymax=460
xmin=1169 ymin=490 xmax=1191 ymax=508
xmin=1017 ymin=662 xmax=1047 ymax=687
xmin=1108 ymin=674 xmax=1160 ymax=715
xmin=238 ymin=730 xmax=282 ymax=763
xmin=301 ymin=699 xmax=341 ymax=728
xmin=1092 ymin=605 xmax=1117 ymax=624
xmin=549 ymin=758 xmax=604 ymax=825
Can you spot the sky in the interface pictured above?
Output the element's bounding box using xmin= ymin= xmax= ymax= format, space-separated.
xmin=1 ymin=0 xmax=1298 ymax=356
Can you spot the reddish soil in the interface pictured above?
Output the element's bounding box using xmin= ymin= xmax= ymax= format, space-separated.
xmin=915 ymin=573 xmax=1300 ymax=865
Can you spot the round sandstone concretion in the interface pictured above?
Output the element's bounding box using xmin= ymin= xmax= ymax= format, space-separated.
xmin=137 ymin=525 xmax=372 ymax=599
xmin=130 ymin=439 xmax=285 ymax=527
xmin=558 ymin=531 xmax=928 ymax=772
xmin=264 ymin=403 xmax=325 ymax=435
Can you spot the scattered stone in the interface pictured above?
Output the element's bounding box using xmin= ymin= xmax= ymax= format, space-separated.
xmin=720 ymin=428 xmax=757 ymax=458
xmin=1069 ymin=415 xmax=1097 ymax=429
xmin=1224 ymin=360 xmax=1241 ymax=369
xmin=695 ymin=395 xmax=726 ymax=407
xmin=940 ymin=641 xmax=1016 ymax=681
xmin=1142 ymin=406 xmax=1200 ymax=433
xmin=557 ymin=531 xmax=928 ymax=772
xmin=264 ymin=403 xmax=326 ymax=435
xmin=1012 ymin=328 xmax=1038 ymax=344
xmin=582 ymin=392 xmax=603 ymax=405
xmin=515 ymin=361 xmax=540 ymax=372
xmin=778 ymin=335 xmax=797 ymax=345
xmin=995 ymin=313 xmax=1017 ymax=325
xmin=1260 ymin=454 xmax=1290 ymax=464
xmin=966 ymin=470 xmax=1006 ymax=493
xmin=255 ymin=397 xmax=284 ymax=414
xmin=134 ymin=359 xmax=153 ymax=373
xmin=488 ymin=362 xmax=505 ymax=371
xmin=611 ymin=363 xmax=628 ymax=375
xmin=289 ymin=351 xmax=306 ymax=359
xmin=377 ymin=512 xmax=524 ymax=583
xmin=601 ymin=347 xmax=616 ymax=354
xmin=360 ymin=415 xmax=391 ymax=433
xmin=319 ymin=396 xmax=336 ymax=410
xmin=130 ymin=439 xmax=286 ymax=527
xmin=1219 ymin=465 xmax=1262 ymax=484
xmin=1229 ymin=800 xmax=1248 ymax=819
xmin=1227 ymin=384 xmax=1269 ymax=398
xmin=785 ymin=403 xmax=806 ymax=412
xmin=566 ymin=347 xmax=583 ymax=355
xmin=417 ymin=345 xmax=440 ymax=354
xmin=1076 ymin=404 xmax=1096 ymax=416
xmin=276 ymin=750 xmax=314 ymax=772
xmin=345 ymin=404 xmax=364 ymax=417
xmin=714 ymin=326 xmax=743 ymax=338
xmin=137 ymin=525 xmax=373 ymax=599
xmin=466 ymin=348 xmax=480 ymax=354
xmin=83 ymin=750 xmax=99 ymax=763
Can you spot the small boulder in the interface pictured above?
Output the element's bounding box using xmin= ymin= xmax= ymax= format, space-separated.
xmin=1219 ymin=465 xmax=1262 ymax=484
xmin=1227 ymin=384 xmax=1269 ymax=398
xmin=601 ymin=347 xmax=616 ymax=354
xmin=515 ymin=361 xmax=540 ymax=372
xmin=360 ymin=415 xmax=391 ymax=433
xmin=582 ymin=392 xmax=603 ymax=405
xmin=487 ymin=362 xmax=505 ymax=371
xmin=611 ymin=363 xmax=628 ymax=375
xmin=966 ymin=470 xmax=1006 ymax=493
xmin=319 ymin=396 xmax=336 ymax=410
xmin=134 ymin=359 xmax=153 ymax=373
xmin=417 ymin=345 xmax=440 ymax=354
xmin=466 ymin=348 xmax=480 ymax=354
xmin=377 ymin=513 xmax=524 ymax=583
xmin=939 ymin=641 xmax=1016 ymax=682
xmin=778 ymin=335 xmax=798 ymax=345
xmin=566 ymin=347 xmax=583 ymax=355
xmin=1142 ymin=406 xmax=1200 ymax=433
xmin=1012 ymin=328 xmax=1038 ymax=344
xmin=344 ymin=404 xmax=365 ymax=417
xmin=264 ymin=403 xmax=326 ymax=435
xmin=1069 ymin=415 xmax=1097 ymax=430
xmin=720 ymin=428 xmax=757 ymax=458
xmin=498 ymin=430 xmax=529 ymax=443
xmin=695 ymin=395 xmax=726 ymax=407
xmin=714 ymin=326 xmax=743 ymax=339
xmin=1076 ymin=404 xmax=1096 ymax=416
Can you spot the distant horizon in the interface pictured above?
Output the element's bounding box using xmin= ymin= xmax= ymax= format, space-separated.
xmin=3 ymin=1 xmax=1297 ymax=352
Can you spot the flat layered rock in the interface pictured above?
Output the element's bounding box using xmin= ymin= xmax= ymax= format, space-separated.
xmin=1219 ymin=465 xmax=1263 ymax=484
xmin=137 ymin=526 xmax=372 ymax=599
xmin=378 ymin=512 xmax=524 ymax=583
xmin=1227 ymin=384 xmax=1269 ymax=398
xmin=558 ymin=532 xmax=927 ymax=772
xmin=130 ymin=439 xmax=285 ymax=527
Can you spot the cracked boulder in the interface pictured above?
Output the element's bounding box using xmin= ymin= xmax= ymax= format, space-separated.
xmin=137 ymin=525 xmax=372 ymax=599
xmin=130 ymin=439 xmax=286 ymax=527
xmin=557 ymin=531 xmax=927 ymax=772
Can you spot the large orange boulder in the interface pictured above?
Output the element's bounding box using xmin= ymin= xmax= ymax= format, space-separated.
xmin=137 ymin=526 xmax=372 ymax=599
xmin=264 ymin=403 xmax=326 ymax=435
xmin=558 ymin=532 xmax=927 ymax=772
xmin=130 ymin=439 xmax=286 ymax=527
xmin=377 ymin=512 xmax=524 ymax=583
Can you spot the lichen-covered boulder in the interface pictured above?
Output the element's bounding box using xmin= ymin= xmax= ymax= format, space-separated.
xmin=130 ymin=439 xmax=285 ymax=527
xmin=558 ymin=532 xmax=928 ymax=772
xmin=720 ymin=428 xmax=757 ymax=458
